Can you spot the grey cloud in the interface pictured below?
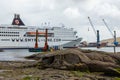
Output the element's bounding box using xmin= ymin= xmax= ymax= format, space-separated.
xmin=0 ymin=0 xmax=120 ymax=41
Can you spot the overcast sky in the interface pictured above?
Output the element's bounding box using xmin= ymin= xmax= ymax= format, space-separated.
xmin=0 ymin=0 xmax=120 ymax=42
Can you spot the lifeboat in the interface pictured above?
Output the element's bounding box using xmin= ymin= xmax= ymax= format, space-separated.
xmin=27 ymin=32 xmax=45 ymax=35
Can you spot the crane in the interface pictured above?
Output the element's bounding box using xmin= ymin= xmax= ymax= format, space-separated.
xmin=88 ymin=17 xmax=100 ymax=48
xmin=88 ymin=17 xmax=97 ymax=36
xmin=102 ymin=19 xmax=114 ymax=37
xmin=102 ymin=19 xmax=118 ymax=53
xmin=102 ymin=19 xmax=118 ymax=46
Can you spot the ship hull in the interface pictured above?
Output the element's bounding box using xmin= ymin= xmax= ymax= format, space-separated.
xmin=0 ymin=25 xmax=82 ymax=49
xmin=0 ymin=38 xmax=82 ymax=49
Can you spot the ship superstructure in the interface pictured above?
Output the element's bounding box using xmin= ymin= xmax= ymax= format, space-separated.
xmin=0 ymin=14 xmax=82 ymax=49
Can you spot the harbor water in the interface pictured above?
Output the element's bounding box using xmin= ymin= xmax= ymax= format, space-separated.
xmin=0 ymin=49 xmax=38 ymax=61
xmin=81 ymin=47 xmax=120 ymax=52
xmin=0 ymin=47 xmax=120 ymax=61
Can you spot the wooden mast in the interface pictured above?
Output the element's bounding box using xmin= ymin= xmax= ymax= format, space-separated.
xmin=43 ymin=29 xmax=48 ymax=50
xmin=34 ymin=29 xmax=38 ymax=48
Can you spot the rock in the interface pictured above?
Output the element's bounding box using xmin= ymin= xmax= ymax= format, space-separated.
xmin=104 ymin=67 xmax=120 ymax=76
xmin=86 ymin=60 xmax=120 ymax=72
xmin=109 ymin=53 xmax=120 ymax=63
xmin=84 ymin=52 xmax=116 ymax=63
xmin=27 ymin=48 xmax=120 ymax=76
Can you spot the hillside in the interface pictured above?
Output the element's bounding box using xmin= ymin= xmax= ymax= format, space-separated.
xmin=101 ymin=37 xmax=120 ymax=43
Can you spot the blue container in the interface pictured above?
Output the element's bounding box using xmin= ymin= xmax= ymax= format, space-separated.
xmin=53 ymin=46 xmax=58 ymax=50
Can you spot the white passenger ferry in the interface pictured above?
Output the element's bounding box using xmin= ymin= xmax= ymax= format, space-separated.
xmin=0 ymin=14 xmax=82 ymax=49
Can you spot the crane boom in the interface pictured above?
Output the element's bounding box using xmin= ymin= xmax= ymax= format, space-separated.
xmin=88 ymin=17 xmax=97 ymax=36
xmin=102 ymin=19 xmax=114 ymax=37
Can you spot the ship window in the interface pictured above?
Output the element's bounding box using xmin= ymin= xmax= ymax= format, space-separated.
xmin=24 ymin=34 xmax=27 ymax=37
xmin=1 ymin=39 xmax=10 ymax=41
xmin=0 ymin=35 xmax=20 ymax=37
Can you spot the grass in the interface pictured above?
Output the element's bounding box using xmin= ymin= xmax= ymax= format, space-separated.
xmin=71 ymin=71 xmax=85 ymax=77
xmin=112 ymin=68 xmax=120 ymax=75
xmin=115 ymin=68 xmax=120 ymax=72
xmin=114 ymin=77 xmax=120 ymax=80
xmin=22 ymin=76 xmax=40 ymax=80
